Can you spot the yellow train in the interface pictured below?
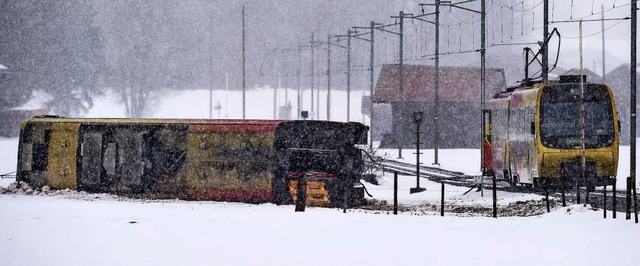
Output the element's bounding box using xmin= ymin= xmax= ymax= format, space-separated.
xmin=486 ymin=75 xmax=619 ymax=189
xmin=16 ymin=117 xmax=369 ymax=206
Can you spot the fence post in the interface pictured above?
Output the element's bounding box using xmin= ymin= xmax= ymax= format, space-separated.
xmin=295 ymin=174 xmax=307 ymax=212
xmin=626 ymin=177 xmax=631 ymax=220
xmin=441 ymin=182 xmax=445 ymax=217
xmin=613 ymin=178 xmax=617 ymax=219
xmin=394 ymin=172 xmax=398 ymax=215
xmin=603 ymin=178 xmax=607 ymax=219
xmin=545 ymin=189 xmax=550 ymax=213
xmin=492 ymin=174 xmax=497 ymax=218
xmin=576 ymin=180 xmax=581 ymax=205
xmin=562 ymin=189 xmax=566 ymax=207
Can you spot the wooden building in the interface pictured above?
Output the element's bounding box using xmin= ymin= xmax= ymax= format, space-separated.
xmin=373 ymin=64 xmax=506 ymax=149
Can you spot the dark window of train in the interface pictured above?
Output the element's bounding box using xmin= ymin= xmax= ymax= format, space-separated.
xmin=540 ymin=84 xmax=614 ymax=149
xmin=31 ymin=129 xmax=51 ymax=171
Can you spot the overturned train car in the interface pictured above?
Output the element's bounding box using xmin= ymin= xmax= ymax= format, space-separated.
xmin=16 ymin=117 xmax=368 ymax=206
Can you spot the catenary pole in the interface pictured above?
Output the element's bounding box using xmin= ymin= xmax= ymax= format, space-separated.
xmin=347 ymin=29 xmax=352 ymax=121
xmin=542 ymin=0 xmax=548 ymax=82
xmin=434 ymin=0 xmax=440 ymax=165
xmin=297 ymin=44 xmax=302 ymax=119
xmin=327 ymin=35 xmax=332 ymax=120
xmin=242 ymin=5 xmax=246 ymax=119
xmin=601 ymin=5 xmax=606 ymax=83
xmin=481 ymin=0 xmax=486 ymax=194
xmin=370 ymin=21 xmax=375 ymax=149
xmin=311 ymin=33 xmax=315 ymax=119
xmin=208 ymin=3 xmax=214 ymax=119
xmin=398 ymin=11 xmax=405 ymax=159
xmin=631 ymin=0 xmax=638 ymax=223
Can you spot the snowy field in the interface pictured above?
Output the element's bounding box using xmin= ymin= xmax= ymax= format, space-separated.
xmin=1 ymin=88 xmax=639 ymax=266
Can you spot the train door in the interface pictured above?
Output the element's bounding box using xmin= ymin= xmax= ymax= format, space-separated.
xmin=526 ymin=107 xmax=538 ymax=185
xmin=482 ymin=109 xmax=492 ymax=176
xmin=47 ymin=123 xmax=80 ymax=189
xmin=79 ymin=132 xmax=102 ymax=191
xmin=116 ymin=129 xmax=150 ymax=193
xmin=77 ymin=126 xmax=119 ymax=193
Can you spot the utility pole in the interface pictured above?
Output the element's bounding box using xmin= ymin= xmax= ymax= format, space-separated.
xmin=242 ymin=5 xmax=246 ymax=119
xmin=274 ymin=60 xmax=279 ymax=119
xmin=542 ymin=0 xmax=549 ymax=82
xmin=434 ymin=0 xmax=440 ymax=165
xmin=601 ymin=5 xmax=606 ymax=83
xmin=347 ymin=29 xmax=352 ymax=121
xmin=208 ymin=3 xmax=214 ymax=120
xmin=297 ymin=44 xmax=302 ymax=119
xmin=369 ymin=21 xmax=375 ymax=149
xmin=631 ymin=0 xmax=638 ymax=223
xmin=311 ymin=33 xmax=315 ymax=119
xmin=327 ymin=35 xmax=332 ymax=120
xmin=481 ymin=0 xmax=487 ymax=184
xmin=396 ymin=11 xmax=405 ymax=159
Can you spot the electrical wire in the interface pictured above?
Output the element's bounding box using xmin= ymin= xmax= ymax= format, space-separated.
xmin=562 ymin=19 xmax=626 ymax=39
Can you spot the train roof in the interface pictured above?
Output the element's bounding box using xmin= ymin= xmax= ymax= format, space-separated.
xmin=22 ymin=117 xmax=367 ymax=134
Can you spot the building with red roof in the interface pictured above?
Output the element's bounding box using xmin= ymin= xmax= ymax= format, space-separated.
xmin=373 ymin=64 xmax=506 ymax=148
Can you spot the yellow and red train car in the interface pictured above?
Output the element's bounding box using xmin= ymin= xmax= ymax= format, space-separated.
xmin=486 ymin=75 xmax=619 ymax=189
xmin=16 ymin=117 xmax=368 ymax=206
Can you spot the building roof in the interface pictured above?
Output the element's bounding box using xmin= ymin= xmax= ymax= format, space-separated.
xmin=373 ymin=64 xmax=506 ymax=103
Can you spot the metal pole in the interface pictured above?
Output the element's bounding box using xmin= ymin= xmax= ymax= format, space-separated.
xmin=327 ymin=35 xmax=332 ymax=120
xmin=209 ymin=4 xmax=213 ymax=120
xmin=441 ymin=182 xmax=445 ymax=217
xmin=311 ymin=33 xmax=315 ymax=119
xmin=242 ymin=5 xmax=246 ymax=119
xmin=631 ymin=0 xmax=638 ymax=224
xmin=542 ymin=0 xmax=549 ymax=82
xmin=370 ymin=21 xmax=375 ymax=149
xmin=295 ymin=174 xmax=307 ymax=212
xmin=434 ymin=0 xmax=440 ymax=165
xmin=613 ymin=178 xmax=617 ymax=219
xmin=604 ymin=180 xmax=607 ymax=219
xmin=297 ymin=45 xmax=302 ymax=119
xmin=394 ymin=172 xmax=398 ymax=215
xmin=398 ymin=11 xmax=404 ymax=159
xmin=601 ymin=5 xmax=606 ymax=83
xmin=480 ymin=0 xmax=486 ymax=175
xmin=347 ymin=29 xmax=352 ymax=122
xmin=274 ymin=60 xmax=279 ymax=120
xmin=493 ymin=171 xmax=497 ymax=218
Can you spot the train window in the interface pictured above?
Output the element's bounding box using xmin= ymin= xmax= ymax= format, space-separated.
xmin=540 ymin=84 xmax=615 ymax=149
xmin=81 ymin=133 xmax=103 ymax=184
xmin=117 ymin=131 xmax=147 ymax=185
xmin=103 ymin=143 xmax=116 ymax=175
xmin=21 ymin=143 xmax=33 ymax=171
xmin=32 ymin=143 xmax=49 ymax=171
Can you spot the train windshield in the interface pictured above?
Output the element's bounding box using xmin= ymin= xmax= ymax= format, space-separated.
xmin=540 ymin=83 xmax=615 ymax=149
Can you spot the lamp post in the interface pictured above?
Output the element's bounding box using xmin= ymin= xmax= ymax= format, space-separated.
xmin=410 ymin=111 xmax=427 ymax=194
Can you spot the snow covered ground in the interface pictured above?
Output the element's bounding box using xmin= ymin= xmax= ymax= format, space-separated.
xmin=1 ymin=88 xmax=639 ymax=266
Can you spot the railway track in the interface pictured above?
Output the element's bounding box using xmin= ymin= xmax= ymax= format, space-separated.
xmin=370 ymin=157 xmax=640 ymax=214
